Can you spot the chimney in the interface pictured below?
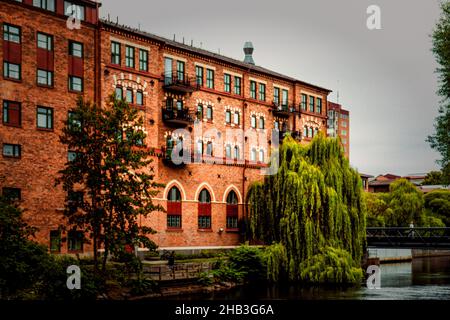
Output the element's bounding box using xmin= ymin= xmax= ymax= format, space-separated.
xmin=243 ymin=42 xmax=255 ymax=65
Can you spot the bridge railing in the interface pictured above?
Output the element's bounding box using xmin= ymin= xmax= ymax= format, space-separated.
xmin=366 ymin=227 xmax=450 ymax=248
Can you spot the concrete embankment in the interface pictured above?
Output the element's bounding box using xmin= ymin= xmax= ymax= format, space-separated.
xmin=368 ymin=248 xmax=450 ymax=263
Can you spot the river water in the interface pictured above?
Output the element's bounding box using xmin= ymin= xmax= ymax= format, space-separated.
xmin=188 ymin=256 xmax=450 ymax=300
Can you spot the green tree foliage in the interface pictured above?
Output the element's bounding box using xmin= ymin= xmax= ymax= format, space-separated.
xmin=299 ymin=247 xmax=363 ymax=285
xmin=365 ymin=180 xmax=447 ymax=227
xmin=423 ymin=171 xmax=445 ymax=185
xmin=427 ymin=2 xmax=450 ymax=184
xmin=57 ymin=94 xmax=163 ymax=272
xmin=385 ymin=179 xmax=424 ymax=226
xmin=0 ymin=197 xmax=100 ymax=299
xmin=424 ymin=190 xmax=450 ymax=226
xmin=0 ymin=197 xmax=51 ymax=298
xmin=246 ymin=134 xmax=366 ymax=284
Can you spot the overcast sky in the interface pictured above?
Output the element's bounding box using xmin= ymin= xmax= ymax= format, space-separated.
xmin=102 ymin=0 xmax=443 ymax=176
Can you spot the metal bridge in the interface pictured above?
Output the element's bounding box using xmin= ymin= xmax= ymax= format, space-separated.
xmin=366 ymin=227 xmax=450 ymax=249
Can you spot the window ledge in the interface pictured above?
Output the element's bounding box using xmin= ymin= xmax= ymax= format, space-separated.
xmin=2 ymin=123 xmax=22 ymax=128
xmin=37 ymin=127 xmax=54 ymax=132
xmin=225 ymin=229 xmax=239 ymax=233
xmin=166 ymin=228 xmax=183 ymax=232
xmin=198 ymin=229 xmax=213 ymax=232
xmin=3 ymin=77 xmax=22 ymax=83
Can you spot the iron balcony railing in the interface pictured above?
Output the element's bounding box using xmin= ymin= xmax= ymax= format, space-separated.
xmin=162 ymin=107 xmax=195 ymax=126
xmin=163 ymin=71 xmax=199 ymax=93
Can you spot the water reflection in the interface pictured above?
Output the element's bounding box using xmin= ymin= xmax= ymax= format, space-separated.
xmin=182 ymin=256 xmax=450 ymax=300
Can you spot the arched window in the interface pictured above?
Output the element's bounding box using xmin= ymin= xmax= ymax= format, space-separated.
xmin=197 ymin=104 xmax=203 ymax=119
xmin=259 ymin=149 xmax=264 ymax=162
xmin=251 ymin=115 xmax=257 ymax=128
xmin=206 ymin=142 xmax=213 ymax=157
xmin=251 ymin=148 xmax=257 ymax=162
xmin=259 ymin=117 xmax=265 ymax=129
xmin=234 ymin=146 xmax=240 ymax=159
xmin=225 ymin=144 xmax=232 ymax=158
xmin=314 ymin=127 xmax=319 ymax=136
xmin=207 ymin=105 xmax=213 ymax=120
xmin=198 ymin=189 xmax=212 ymax=229
xmin=167 ymin=186 xmax=182 ymax=228
xmin=308 ymin=127 xmax=313 ymax=137
xmin=226 ymin=190 xmax=239 ymax=229
xmin=304 ymin=125 xmax=308 ymax=137
xmin=274 ymin=121 xmax=280 ymax=131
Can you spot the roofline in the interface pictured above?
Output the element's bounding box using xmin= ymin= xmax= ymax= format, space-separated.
xmin=100 ymin=20 xmax=332 ymax=93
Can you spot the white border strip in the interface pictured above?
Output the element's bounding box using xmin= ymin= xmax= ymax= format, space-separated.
xmin=110 ymin=36 xmax=151 ymax=52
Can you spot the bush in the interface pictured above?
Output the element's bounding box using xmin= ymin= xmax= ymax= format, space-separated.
xmin=227 ymin=245 xmax=266 ymax=282
xmin=299 ymin=247 xmax=363 ymax=285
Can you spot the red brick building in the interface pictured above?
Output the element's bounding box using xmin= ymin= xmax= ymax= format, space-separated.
xmin=327 ymin=101 xmax=350 ymax=158
xmin=0 ymin=0 xmax=331 ymax=253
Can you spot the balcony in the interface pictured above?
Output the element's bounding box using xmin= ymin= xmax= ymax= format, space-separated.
xmin=271 ymin=103 xmax=295 ymax=118
xmin=161 ymin=145 xmax=189 ymax=168
xmin=162 ymin=107 xmax=194 ymax=127
xmin=163 ymin=71 xmax=199 ymax=94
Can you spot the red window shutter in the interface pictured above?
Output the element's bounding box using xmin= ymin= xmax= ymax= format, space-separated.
xmin=37 ymin=48 xmax=54 ymax=71
xmin=198 ymin=203 xmax=211 ymax=216
xmin=23 ymin=0 xmax=33 ymax=5
xmin=9 ymin=103 xmax=21 ymax=126
xmin=167 ymin=201 xmax=181 ymax=215
xmin=226 ymin=204 xmax=239 ymax=217
xmin=3 ymin=41 xmax=22 ymax=64
xmin=69 ymin=56 xmax=84 ymax=77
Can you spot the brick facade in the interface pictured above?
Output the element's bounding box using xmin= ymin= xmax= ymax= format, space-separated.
xmin=327 ymin=101 xmax=350 ymax=158
xmin=0 ymin=0 xmax=331 ymax=253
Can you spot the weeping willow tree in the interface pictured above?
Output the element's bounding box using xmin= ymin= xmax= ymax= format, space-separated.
xmin=246 ymin=134 xmax=366 ymax=284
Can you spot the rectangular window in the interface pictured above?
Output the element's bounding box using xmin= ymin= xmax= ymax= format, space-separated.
xmin=125 ymin=46 xmax=135 ymax=68
xmin=36 ymin=106 xmax=53 ymax=129
xmin=136 ymin=91 xmax=143 ymax=106
xmin=111 ymin=42 xmax=121 ymax=65
xmin=274 ymin=87 xmax=280 ymax=105
xmin=69 ymin=41 xmax=83 ymax=58
xmin=282 ymin=89 xmax=288 ymax=107
xmin=139 ymin=49 xmax=148 ymax=71
xmin=37 ymin=69 xmax=53 ymax=86
xmin=206 ymin=69 xmax=214 ymax=89
xmin=226 ymin=217 xmax=238 ymax=229
xmin=49 ymin=230 xmax=61 ymax=253
xmin=177 ymin=60 xmax=185 ymax=81
xmin=317 ymin=98 xmax=322 ymax=114
xmin=33 ymin=0 xmax=55 ymax=12
xmin=342 ymin=121 xmax=347 ymax=128
xmin=69 ymin=76 xmax=83 ymax=92
xmin=2 ymin=187 xmax=21 ymax=201
xmin=167 ymin=215 xmax=181 ymax=228
xmin=3 ymin=101 xmax=21 ymax=126
xmin=234 ymin=76 xmax=241 ymax=95
xmin=3 ymin=24 xmax=21 ymax=43
xmin=68 ymin=230 xmax=83 ymax=252
xmin=68 ymin=111 xmax=81 ymax=130
xmin=64 ymin=1 xmax=85 ymax=20
xmin=341 ymin=130 xmax=347 ymax=136
xmin=198 ymin=216 xmax=211 ymax=229
xmin=301 ymin=94 xmax=307 ymax=110
xmin=309 ymin=96 xmax=315 ymax=112
xmin=3 ymin=62 xmax=21 ymax=80
xmin=196 ymin=66 xmax=203 ymax=87
xmin=250 ymin=81 xmax=256 ymax=99
xmin=259 ymin=83 xmax=266 ymax=101
xmin=251 ymin=116 xmax=256 ymax=129
xmin=224 ymin=74 xmax=231 ymax=93
xmin=3 ymin=144 xmax=21 ymax=158
xmin=37 ymin=32 xmax=52 ymax=51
